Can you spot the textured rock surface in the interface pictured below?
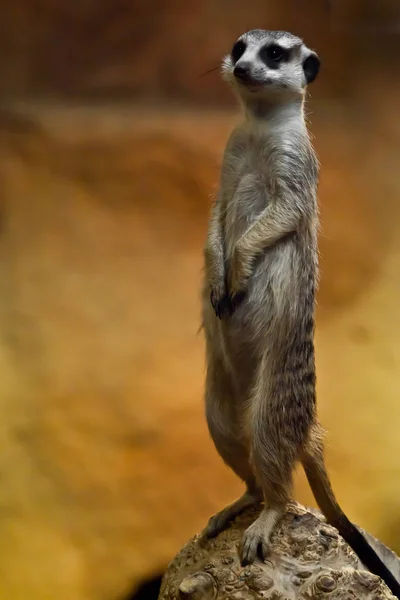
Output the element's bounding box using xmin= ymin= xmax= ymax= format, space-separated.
xmin=159 ymin=503 xmax=398 ymax=599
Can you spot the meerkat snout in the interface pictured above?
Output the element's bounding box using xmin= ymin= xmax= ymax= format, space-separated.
xmin=233 ymin=63 xmax=251 ymax=82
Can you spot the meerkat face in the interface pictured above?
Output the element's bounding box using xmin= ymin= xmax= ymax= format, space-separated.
xmin=222 ymin=30 xmax=320 ymax=99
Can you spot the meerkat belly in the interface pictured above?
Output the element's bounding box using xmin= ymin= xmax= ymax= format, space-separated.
xmin=222 ymin=243 xmax=306 ymax=402
xmin=250 ymin=238 xmax=303 ymax=321
xmin=224 ymin=173 xmax=269 ymax=257
xmin=228 ymin=236 xmax=306 ymax=350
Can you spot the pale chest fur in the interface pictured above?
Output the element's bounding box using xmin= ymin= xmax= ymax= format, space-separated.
xmin=221 ymin=132 xmax=271 ymax=257
xmin=219 ymin=120 xmax=318 ymax=260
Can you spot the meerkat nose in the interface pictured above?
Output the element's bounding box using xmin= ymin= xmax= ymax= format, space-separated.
xmin=233 ymin=64 xmax=251 ymax=82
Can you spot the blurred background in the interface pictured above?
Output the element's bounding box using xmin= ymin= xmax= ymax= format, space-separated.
xmin=0 ymin=0 xmax=400 ymax=598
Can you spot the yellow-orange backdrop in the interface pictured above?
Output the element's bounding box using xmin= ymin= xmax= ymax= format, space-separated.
xmin=0 ymin=2 xmax=400 ymax=599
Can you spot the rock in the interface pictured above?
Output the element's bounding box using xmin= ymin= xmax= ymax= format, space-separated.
xmin=159 ymin=502 xmax=399 ymax=599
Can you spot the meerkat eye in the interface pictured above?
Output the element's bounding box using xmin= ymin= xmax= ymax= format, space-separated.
xmin=259 ymin=44 xmax=289 ymax=69
xmin=231 ymin=40 xmax=246 ymax=64
xmin=266 ymin=45 xmax=286 ymax=62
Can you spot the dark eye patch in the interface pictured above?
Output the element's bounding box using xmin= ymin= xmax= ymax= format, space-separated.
xmin=259 ymin=44 xmax=289 ymax=69
xmin=231 ymin=40 xmax=246 ymax=64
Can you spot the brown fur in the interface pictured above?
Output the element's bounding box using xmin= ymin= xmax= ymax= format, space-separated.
xmin=201 ymin=29 xmax=400 ymax=597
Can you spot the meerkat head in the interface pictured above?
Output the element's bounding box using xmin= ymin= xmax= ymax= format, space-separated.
xmin=222 ymin=30 xmax=320 ymax=103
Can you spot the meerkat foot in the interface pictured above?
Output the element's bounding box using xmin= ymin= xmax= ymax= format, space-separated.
xmin=205 ymin=490 xmax=261 ymax=539
xmin=240 ymin=506 xmax=284 ymax=566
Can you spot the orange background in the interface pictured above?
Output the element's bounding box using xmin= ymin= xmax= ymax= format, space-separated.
xmin=0 ymin=1 xmax=400 ymax=598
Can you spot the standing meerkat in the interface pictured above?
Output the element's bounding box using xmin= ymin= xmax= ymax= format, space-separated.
xmin=202 ymin=29 xmax=400 ymax=597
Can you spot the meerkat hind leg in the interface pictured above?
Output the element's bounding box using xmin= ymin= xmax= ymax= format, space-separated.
xmin=206 ymin=487 xmax=262 ymax=538
xmin=240 ymin=362 xmax=295 ymax=565
xmin=204 ymin=358 xmax=261 ymax=539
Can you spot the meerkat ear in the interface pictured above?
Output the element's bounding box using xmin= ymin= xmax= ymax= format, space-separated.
xmin=303 ymin=52 xmax=320 ymax=85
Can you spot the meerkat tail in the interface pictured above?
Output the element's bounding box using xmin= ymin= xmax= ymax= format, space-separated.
xmin=302 ymin=447 xmax=400 ymax=598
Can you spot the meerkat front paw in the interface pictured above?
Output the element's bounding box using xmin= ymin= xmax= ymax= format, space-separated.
xmin=210 ymin=282 xmax=231 ymax=319
xmin=228 ymin=247 xmax=253 ymax=313
xmin=211 ymin=287 xmax=244 ymax=318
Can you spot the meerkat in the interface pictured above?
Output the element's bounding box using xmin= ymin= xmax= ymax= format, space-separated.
xmin=202 ymin=29 xmax=400 ymax=597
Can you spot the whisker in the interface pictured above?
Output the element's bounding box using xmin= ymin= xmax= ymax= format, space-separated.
xmin=199 ymin=66 xmax=220 ymax=79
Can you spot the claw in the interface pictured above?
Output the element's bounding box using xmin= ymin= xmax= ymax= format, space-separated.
xmin=258 ymin=537 xmax=270 ymax=562
xmin=210 ymin=287 xmax=247 ymax=319
xmin=210 ymin=290 xmax=231 ymax=319
xmin=240 ymin=532 xmax=271 ymax=566
xmin=240 ymin=508 xmax=281 ymax=565
xmin=210 ymin=290 xmax=218 ymax=312
xmin=210 ymin=290 xmax=221 ymax=319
